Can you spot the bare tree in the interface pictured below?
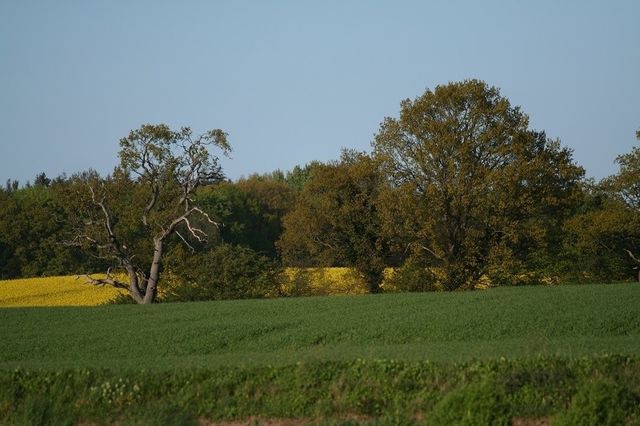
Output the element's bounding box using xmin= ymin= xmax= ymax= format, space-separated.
xmin=69 ymin=124 xmax=230 ymax=304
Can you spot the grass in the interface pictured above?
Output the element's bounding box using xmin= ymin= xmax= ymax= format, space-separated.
xmin=2 ymin=282 xmax=639 ymax=424
xmin=2 ymin=357 xmax=639 ymax=425
xmin=1 ymin=282 xmax=639 ymax=370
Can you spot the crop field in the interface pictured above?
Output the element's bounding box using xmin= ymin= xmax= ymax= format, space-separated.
xmin=0 ymin=269 xmax=369 ymax=308
xmin=0 ymin=281 xmax=635 ymax=424
xmin=0 ymin=275 xmax=125 ymax=307
xmin=1 ymin=283 xmax=640 ymax=424
xmin=1 ymin=283 xmax=640 ymax=370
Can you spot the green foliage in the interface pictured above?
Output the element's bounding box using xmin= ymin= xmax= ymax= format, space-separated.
xmin=562 ymin=129 xmax=640 ymax=283
xmin=553 ymin=380 xmax=639 ymax=426
xmin=234 ymin=162 xmax=320 ymax=192
xmin=0 ymin=178 xmax=106 ymax=279
xmin=33 ymin=172 xmax=51 ymax=187
xmin=2 ymin=284 xmax=640 ymax=371
xmin=0 ymin=358 xmax=639 ymax=425
xmin=284 ymin=268 xmax=319 ymax=297
xmin=0 ymin=91 xmax=636 ymax=294
xmin=2 ymin=283 xmax=640 ymax=424
xmin=162 ymin=244 xmax=283 ymax=301
xmin=55 ymin=124 xmax=234 ymax=304
xmin=283 ymin=162 xmax=320 ymax=192
xmin=429 ymin=381 xmax=512 ymax=426
xmin=6 ymin=395 xmax=74 ymax=426
xmin=385 ymin=257 xmax=439 ymax=292
xmin=373 ymin=80 xmax=584 ymax=290
xmin=196 ymin=177 xmax=296 ymax=258
xmin=564 ymin=196 xmax=639 ymax=282
xmin=279 ymin=151 xmax=390 ymax=292
xmin=611 ymin=140 xmax=640 ymax=211
xmin=0 ymin=190 xmax=21 ymax=278
xmin=107 ymin=292 xmax=138 ymax=305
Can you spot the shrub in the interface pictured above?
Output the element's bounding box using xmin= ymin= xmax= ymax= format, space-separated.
xmin=106 ymin=292 xmax=138 ymax=304
xmin=7 ymin=396 xmax=75 ymax=426
xmin=161 ymin=244 xmax=283 ymax=302
xmin=553 ymin=379 xmax=638 ymax=426
xmin=428 ymin=381 xmax=512 ymax=426
xmin=281 ymin=267 xmax=368 ymax=297
xmin=282 ymin=267 xmax=318 ymax=297
xmin=384 ymin=258 xmax=439 ymax=292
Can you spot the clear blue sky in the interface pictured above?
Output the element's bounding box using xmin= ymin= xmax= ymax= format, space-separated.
xmin=1 ymin=1 xmax=638 ymax=184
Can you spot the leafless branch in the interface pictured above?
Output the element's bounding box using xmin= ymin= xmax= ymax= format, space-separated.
xmin=183 ymin=217 xmax=208 ymax=242
xmin=313 ymin=237 xmax=336 ymax=250
xmin=192 ymin=207 xmax=220 ymax=226
xmin=142 ymin=183 xmax=159 ymax=226
xmin=76 ymin=274 xmax=129 ymax=290
xmin=87 ymin=183 xmax=131 ymax=264
xmin=418 ymin=244 xmax=444 ymax=261
xmin=624 ymin=249 xmax=640 ymax=264
xmin=175 ymin=229 xmax=195 ymax=251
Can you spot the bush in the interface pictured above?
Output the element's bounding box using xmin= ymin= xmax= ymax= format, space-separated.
xmin=2 ymin=358 xmax=640 ymax=424
xmin=161 ymin=244 xmax=283 ymax=302
xmin=106 ymin=292 xmax=138 ymax=305
xmin=384 ymin=258 xmax=439 ymax=292
xmin=553 ymin=379 xmax=638 ymax=426
xmin=283 ymin=267 xmax=318 ymax=297
xmin=428 ymin=381 xmax=512 ymax=426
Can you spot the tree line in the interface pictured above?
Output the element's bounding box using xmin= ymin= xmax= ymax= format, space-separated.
xmin=1 ymin=80 xmax=638 ymax=303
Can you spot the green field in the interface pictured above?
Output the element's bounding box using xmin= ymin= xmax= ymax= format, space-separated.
xmin=2 ymin=283 xmax=640 ymax=424
xmin=2 ymin=283 xmax=640 ymax=370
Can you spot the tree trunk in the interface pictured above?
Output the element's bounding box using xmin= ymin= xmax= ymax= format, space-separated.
xmin=142 ymin=239 xmax=164 ymax=304
xmin=126 ymin=265 xmax=144 ymax=304
xmin=359 ymin=265 xmax=384 ymax=294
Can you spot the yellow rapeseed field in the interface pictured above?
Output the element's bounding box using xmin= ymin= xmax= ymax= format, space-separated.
xmin=0 ymin=268 xmax=371 ymax=307
xmin=282 ymin=267 xmax=369 ymax=296
xmin=0 ymin=275 xmax=126 ymax=307
xmin=0 ymin=267 xmax=428 ymax=307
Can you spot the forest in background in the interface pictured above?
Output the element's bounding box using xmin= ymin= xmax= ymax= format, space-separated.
xmin=1 ymin=80 xmax=639 ymax=302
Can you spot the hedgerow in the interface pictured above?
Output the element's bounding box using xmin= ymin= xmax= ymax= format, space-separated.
xmin=1 ymin=357 xmax=639 ymax=425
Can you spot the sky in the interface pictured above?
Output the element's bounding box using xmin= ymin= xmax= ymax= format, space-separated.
xmin=1 ymin=1 xmax=639 ymax=184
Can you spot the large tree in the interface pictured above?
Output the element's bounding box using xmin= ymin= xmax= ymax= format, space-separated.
xmin=562 ymin=129 xmax=640 ymax=283
xmin=0 ymin=178 xmax=94 ymax=279
xmin=278 ymin=151 xmax=389 ymax=293
xmin=373 ymin=80 xmax=583 ymax=290
xmin=195 ymin=176 xmax=296 ymax=258
xmin=68 ymin=124 xmax=230 ymax=304
xmin=591 ymin=128 xmax=640 ymax=280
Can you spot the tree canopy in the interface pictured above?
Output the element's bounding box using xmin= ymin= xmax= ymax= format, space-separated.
xmin=66 ymin=124 xmax=230 ymax=304
xmin=373 ymin=80 xmax=584 ymax=289
xmin=0 ymin=83 xmax=637 ymax=301
xmin=279 ymin=151 xmax=389 ymax=292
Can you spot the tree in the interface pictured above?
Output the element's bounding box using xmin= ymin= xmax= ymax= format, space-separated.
xmin=609 ymin=129 xmax=640 ymax=211
xmin=0 ymin=190 xmax=20 ymax=279
xmin=373 ymin=80 xmax=583 ymax=290
xmin=68 ymin=124 xmax=230 ymax=304
xmin=162 ymin=243 xmax=282 ymax=302
xmin=588 ymin=128 xmax=640 ymax=280
xmin=563 ymin=190 xmax=638 ymax=282
xmin=194 ymin=178 xmax=295 ymax=259
xmin=278 ymin=151 xmax=389 ymax=293
xmin=562 ymin=129 xmax=640 ymax=283
xmin=0 ymin=180 xmax=94 ymax=279
xmin=283 ymin=162 xmax=321 ymax=192
xmin=34 ymin=172 xmax=51 ymax=187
